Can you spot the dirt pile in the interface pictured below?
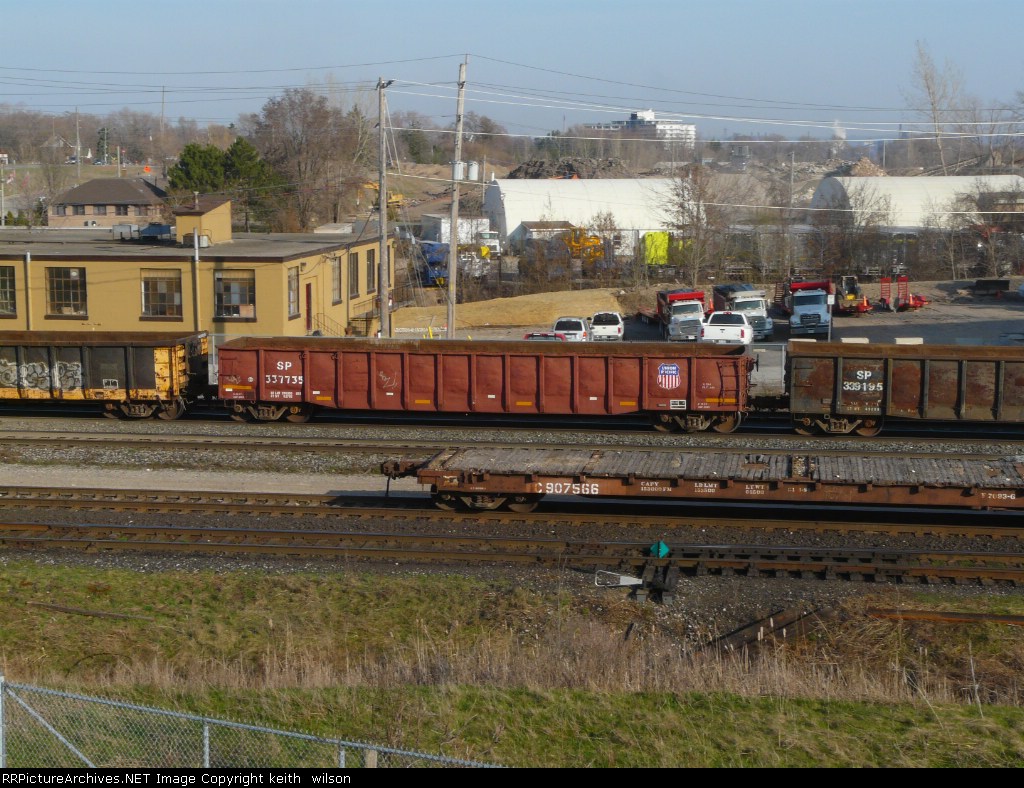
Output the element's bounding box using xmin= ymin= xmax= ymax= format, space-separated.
xmin=506 ymin=157 xmax=636 ymax=179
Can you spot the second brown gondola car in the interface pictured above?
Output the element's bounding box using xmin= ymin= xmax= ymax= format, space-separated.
xmin=787 ymin=341 xmax=1024 ymax=435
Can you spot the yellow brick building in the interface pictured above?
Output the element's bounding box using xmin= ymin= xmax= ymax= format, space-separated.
xmin=0 ymin=200 xmax=394 ymax=340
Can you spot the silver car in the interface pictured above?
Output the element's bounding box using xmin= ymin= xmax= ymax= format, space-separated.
xmin=552 ymin=316 xmax=589 ymax=342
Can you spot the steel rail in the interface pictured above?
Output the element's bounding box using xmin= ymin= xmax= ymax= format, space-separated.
xmin=0 ymin=523 xmax=1021 ymax=585
xmin=2 ymin=486 xmax=1024 ymax=540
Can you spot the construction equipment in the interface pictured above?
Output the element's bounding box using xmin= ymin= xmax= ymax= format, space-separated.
xmin=559 ymin=227 xmax=606 ymax=267
xmin=879 ymin=275 xmax=929 ymax=311
xmin=360 ymin=182 xmax=405 ymax=209
xmin=833 ymin=275 xmax=872 ymax=316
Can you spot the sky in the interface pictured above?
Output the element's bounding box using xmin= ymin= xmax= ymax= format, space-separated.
xmin=2 ymin=0 xmax=1022 ymax=147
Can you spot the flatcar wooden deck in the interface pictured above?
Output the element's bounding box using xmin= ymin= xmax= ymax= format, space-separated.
xmin=392 ymin=447 xmax=1024 ymax=511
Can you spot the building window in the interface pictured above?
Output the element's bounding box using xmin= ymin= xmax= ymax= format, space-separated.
xmin=287 ymin=267 xmax=300 ymax=317
xmin=46 ymin=267 xmax=87 ymax=316
xmin=54 ymin=206 xmax=67 ymax=217
xmin=118 ymin=205 xmax=130 ymax=216
xmin=72 ymin=205 xmax=86 ymax=216
xmin=0 ymin=266 xmax=15 ymax=316
xmin=141 ymin=269 xmax=182 ymax=318
xmin=94 ymin=205 xmax=107 ymax=216
xmin=331 ymin=257 xmax=342 ymax=303
xmin=214 ymin=270 xmax=256 ymax=319
xmin=366 ymin=248 xmax=376 ymax=294
xmin=348 ymin=252 xmax=359 ymax=298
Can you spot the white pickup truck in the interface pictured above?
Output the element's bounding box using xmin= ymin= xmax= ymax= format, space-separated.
xmin=699 ymin=311 xmax=753 ymax=345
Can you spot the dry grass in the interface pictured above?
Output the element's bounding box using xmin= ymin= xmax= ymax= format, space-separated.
xmin=391 ymin=287 xmax=630 ymax=332
xmin=4 ymin=562 xmax=1024 ymax=765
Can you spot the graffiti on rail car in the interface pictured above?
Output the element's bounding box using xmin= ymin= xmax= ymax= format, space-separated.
xmin=0 ymin=360 xmax=83 ymax=391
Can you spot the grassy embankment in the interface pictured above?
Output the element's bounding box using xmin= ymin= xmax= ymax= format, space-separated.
xmin=2 ymin=560 xmax=1023 ymax=767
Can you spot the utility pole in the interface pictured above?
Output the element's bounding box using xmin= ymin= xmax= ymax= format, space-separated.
xmin=75 ymin=109 xmax=81 ymax=181
xmin=377 ymin=77 xmax=394 ymax=339
xmin=446 ymin=59 xmax=467 ymax=339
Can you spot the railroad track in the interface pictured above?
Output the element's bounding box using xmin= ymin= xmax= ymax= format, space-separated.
xmin=1 ymin=428 xmax=1022 ymax=459
xmin=1 ymin=522 xmax=1022 ymax=587
xmin=2 ymin=485 xmax=1024 ymax=539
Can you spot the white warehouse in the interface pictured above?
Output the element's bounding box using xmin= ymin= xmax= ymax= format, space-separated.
xmin=482 ymin=178 xmax=681 ymax=257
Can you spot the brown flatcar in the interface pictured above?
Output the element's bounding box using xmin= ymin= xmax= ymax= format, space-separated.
xmin=384 ymin=446 xmax=1024 ymax=512
xmin=787 ymin=342 xmax=1024 ymax=435
xmin=0 ymin=331 xmax=209 ymax=419
xmin=216 ymin=337 xmax=755 ymax=432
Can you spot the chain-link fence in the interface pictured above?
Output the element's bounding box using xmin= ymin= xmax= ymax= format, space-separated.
xmin=0 ymin=676 xmax=499 ymax=768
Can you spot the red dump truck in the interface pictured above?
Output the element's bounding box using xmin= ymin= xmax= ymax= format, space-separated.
xmin=637 ymin=289 xmax=710 ymax=341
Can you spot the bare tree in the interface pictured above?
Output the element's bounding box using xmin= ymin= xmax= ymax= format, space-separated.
xmin=662 ymin=165 xmax=734 ymax=288
xmin=904 ymin=42 xmax=965 ymax=174
xmin=249 ymin=87 xmax=374 ymax=230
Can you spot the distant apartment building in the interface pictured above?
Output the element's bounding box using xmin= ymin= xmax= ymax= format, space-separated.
xmin=586 ymin=110 xmax=696 ymax=150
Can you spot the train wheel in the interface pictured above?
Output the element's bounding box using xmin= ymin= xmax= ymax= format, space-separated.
xmin=156 ymin=401 xmax=184 ymax=421
xmin=230 ymin=412 xmax=251 ymax=423
xmin=284 ymin=407 xmax=311 ymax=424
xmin=652 ymin=414 xmax=678 ymax=433
xmin=506 ymin=495 xmax=541 ymax=513
xmin=792 ymin=416 xmax=818 ymax=436
xmin=854 ymin=419 xmax=883 ymax=437
xmin=712 ymin=412 xmax=743 ymax=434
xmin=431 ymin=490 xmax=459 ymax=511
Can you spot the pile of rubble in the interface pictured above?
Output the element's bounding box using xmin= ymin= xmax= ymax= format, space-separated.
xmin=506 ymin=157 xmax=636 ymax=179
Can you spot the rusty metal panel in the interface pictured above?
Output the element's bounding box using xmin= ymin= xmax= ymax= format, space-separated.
xmin=371 ymin=352 xmax=405 ymax=410
xmin=438 ymin=353 xmax=470 ymax=412
xmin=576 ymin=355 xmax=609 ymax=414
xmin=473 ymin=354 xmax=508 ymax=413
xmin=609 ymin=356 xmax=642 ymax=412
xmin=506 ymin=354 xmax=537 ymax=412
xmin=835 ymin=357 xmax=885 ymax=414
xmin=536 ymin=354 xmax=570 ymax=413
xmin=962 ymin=359 xmax=998 ymax=421
xmin=217 ymin=348 xmax=257 ymax=400
xmin=338 ymin=351 xmax=371 ymax=409
xmin=305 ymin=350 xmax=337 ymax=407
xmin=1002 ymin=362 xmax=1024 ymax=421
xmin=256 ymin=348 xmax=304 ymax=404
xmin=788 ymin=354 xmax=834 ymax=414
xmin=642 ymin=355 xmax=692 ymax=412
xmin=405 ymin=353 xmax=437 ymax=411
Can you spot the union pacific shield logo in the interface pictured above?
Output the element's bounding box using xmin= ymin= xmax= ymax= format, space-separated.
xmin=657 ymin=363 xmax=681 ymax=390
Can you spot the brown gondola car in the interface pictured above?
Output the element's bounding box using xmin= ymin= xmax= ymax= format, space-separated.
xmin=383 ymin=446 xmax=1024 ymax=512
xmin=216 ymin=337 xmax=755 ymax=433
xmin=787 ymin=341 xmax=1024 ymax=436
xmin=0 ymin=332 xmax=209 ymax=419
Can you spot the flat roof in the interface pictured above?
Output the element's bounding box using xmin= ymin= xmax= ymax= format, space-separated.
xmin=0 ymin=228 xmax=384 ymax=263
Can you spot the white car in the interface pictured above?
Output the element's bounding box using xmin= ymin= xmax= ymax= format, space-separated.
xmin=552 ymin=316 xmax=589 ymax=342
xmin=589 ymin=311 xmax=625 ymax=341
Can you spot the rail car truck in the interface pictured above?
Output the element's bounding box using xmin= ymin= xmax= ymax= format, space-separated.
xmin=711 ymin=284 xmax=773 ymax=340
xmin=636 ymin=289 xmax=709 ymax=341
xmin=775 ymin=280 xmax=833 ymax=337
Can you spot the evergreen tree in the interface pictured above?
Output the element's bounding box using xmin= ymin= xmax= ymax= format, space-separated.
xmin=168 ymin=143 xmax=226 ymax=193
